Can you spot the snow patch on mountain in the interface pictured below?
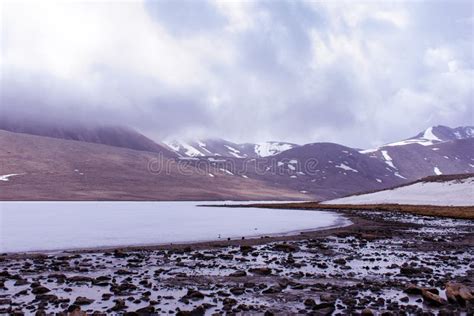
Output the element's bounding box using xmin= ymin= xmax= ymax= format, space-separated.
xmin=224 ymin=145 xmax=245 ymax=158
xmin=164 ymin=140 xmax=204 ymax=157
xmin=381 ymin=150 xmax=396 ymax=169
xmin=335 ymin=163 xmax=358 ymax=173
xmin=324 ymin=176 xmax=474 ymax=206
xmin=0 ymin=174 xmax=22 ymax=182
xmin=423 ymin=126 xmax=441 ymax=142
xmin=254 ymin=142 xmax=296 ymax=157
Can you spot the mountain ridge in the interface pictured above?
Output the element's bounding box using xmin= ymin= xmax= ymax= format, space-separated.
xmin=0 ymin=122 xmax=472 ymax=201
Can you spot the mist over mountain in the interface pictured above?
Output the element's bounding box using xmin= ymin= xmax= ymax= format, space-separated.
xmin=1 ymin=120 xmax=472 ymax=201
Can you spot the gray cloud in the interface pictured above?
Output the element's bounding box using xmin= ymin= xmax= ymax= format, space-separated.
xmin=1 ymin=0 xmax=473 ymax=148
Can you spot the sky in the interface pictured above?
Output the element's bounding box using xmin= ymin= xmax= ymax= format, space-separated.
xmin=1 ymin=0 xmax=473 ymax=148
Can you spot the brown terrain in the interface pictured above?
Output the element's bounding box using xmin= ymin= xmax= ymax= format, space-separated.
xmin=224 ymin=202 xmax=474 ymax=220
xmin=0 ymin=130 xmax=306 ymax=201
xmin=1 ymin=122 xmax=473 ymax=201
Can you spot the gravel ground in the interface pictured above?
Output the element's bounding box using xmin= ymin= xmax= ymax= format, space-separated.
xmin=0 ymin=209 xmax=473 ymax=315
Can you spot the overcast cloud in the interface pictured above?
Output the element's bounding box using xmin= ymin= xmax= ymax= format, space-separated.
xmin=1 ymin=0 xmax=473 ymax=148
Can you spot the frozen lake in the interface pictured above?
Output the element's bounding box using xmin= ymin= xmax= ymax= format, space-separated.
xmin=0 ymin=202 xmax=349 ymax=252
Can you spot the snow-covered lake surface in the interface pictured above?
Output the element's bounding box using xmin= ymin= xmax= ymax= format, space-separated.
xmin=324 ymin=177 xmax=474 ymax=206
xmin=0 ymin=202 xmax=348 ymax=253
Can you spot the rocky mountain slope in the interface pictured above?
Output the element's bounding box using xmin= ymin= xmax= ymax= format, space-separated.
xmin=0 ymin=122 xmax=472 ymax=201
xmin=360 ymin=126 xmax=474 ymax=181
xmin=166 ymin=125 xmax=473 ymax=184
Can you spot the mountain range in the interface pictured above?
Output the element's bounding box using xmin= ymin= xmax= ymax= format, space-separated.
xmin=0 ymin=120 xmax=472 ymax=201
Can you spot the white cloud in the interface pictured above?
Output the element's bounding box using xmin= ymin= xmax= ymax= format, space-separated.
xmin=1 ymin=0 xmax=472 ymax=147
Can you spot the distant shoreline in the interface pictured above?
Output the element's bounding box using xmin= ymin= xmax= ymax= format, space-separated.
xmin=206 ymin=202 xmax=474 ymax=220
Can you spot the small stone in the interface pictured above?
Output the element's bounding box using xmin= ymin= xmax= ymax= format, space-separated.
xmin=74 ymin=296 xmax=94 ymax=305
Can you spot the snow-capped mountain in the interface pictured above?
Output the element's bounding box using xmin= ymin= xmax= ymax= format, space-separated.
xmin=361 ymin=125 xmax=474 ymax=151
xmin=163 ymin=139 xmax=299 ymax=158
xmin=359 ymin=125 xmax=474 ymax=181
xmin=165 ymin=125 xmax=473 ymax=200
xmin=1 ymin=120 xmax=472 ymax=201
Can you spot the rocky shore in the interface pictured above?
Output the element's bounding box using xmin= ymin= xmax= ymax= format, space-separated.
xmin=0 ymin=209 xmax=473 ymax=315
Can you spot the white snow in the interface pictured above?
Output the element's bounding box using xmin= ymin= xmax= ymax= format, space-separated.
xmin=181 ymin=143 xmax=204 ymax=156
xmin=385 ymin=139 xmax=435 ymax=147
xmin=335 ymin=163 xmax=358 ymax=173
xmin=376 ymin=179 xmax=382 ymax=183
xmin=198 ymin=144 xmax=212 ymax=155
xmin=224 ymin=145 xmax=245 ymax=158
xmin=0 ymin=174 xmax=22 ymax=182
xmin=208 ymin=173 xmax=214 ymax=177
xmin=380 ymin=150 xmax=397 ymax=169
xmin=241 ymin=175 xmax=248 ymax=178
xmin=208 ymin=157 xmax=226 ymax=163
xmin=289 ymin=159 xmax=298 ymax=164
xmin=164 ymin=140 xmax=204 ymax=157
xmin=0 ymin=202 xmax=348 ymax=252
xmin=178 ymin=157 xmax=199 ymax=161
xmin=381 ymin=150 xmax=392 ymax=161
xmin=394 ymin=172 xmax=407 ymax=179
xmin=219 ymin=168 xmax=234 ymax=175
xmin=433 ymin=167 xmax=442 ymax=175
xmin=359 ymin=148 xmax=378 ymax=154
xmin=324 ymin=177 xmax=474 ymax=206
xmin=254 ymin=142 xmax=295 ymax=157
xmin=423 ymin=126 xmax=441 ymax=142
xmin=288 ymin=164 xmax=296 ymax=171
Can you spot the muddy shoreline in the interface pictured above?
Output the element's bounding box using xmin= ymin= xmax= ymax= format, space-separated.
xmin=1 ymin=208 xmax=473 ymax=315
xmin=204 ymin=203 xmax=474 ymax=220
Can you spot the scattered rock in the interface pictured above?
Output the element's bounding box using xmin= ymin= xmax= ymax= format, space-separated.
xmin=135 ymin=305 xmax=155 ymax=314
xmin=361 ymin=308 xmax=374 ymax=316
xmin=181 ymin=289 xmax=205 ymax=301
xmin=74 ymin=296 xmax=94 ymax=305
xmin=445 ymin=282 xmax=474 ymax=306
xmin=32 ymin=286 xmax=50 ymax=295
xmin=230 ymin=287 xmax=245 ymax=295
xmin=249 ymin=267 xmax=272 ymax=276
xmin=68 ymin=276 xmax=93 ymax=283
xmin=304 ymin=298 xmax=316 ymax=307
xmin=273 ymin=243 xmax=299 ymax=252
xmin=229 ymin=270 xmax=247 ymax=277
xmin=262 ymin=285 xmax=282 ymax=294
xmin=422 ymin=289 xmax=446 ymax=306
xmin=333 ymin=258 xmax=347 ymax=265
